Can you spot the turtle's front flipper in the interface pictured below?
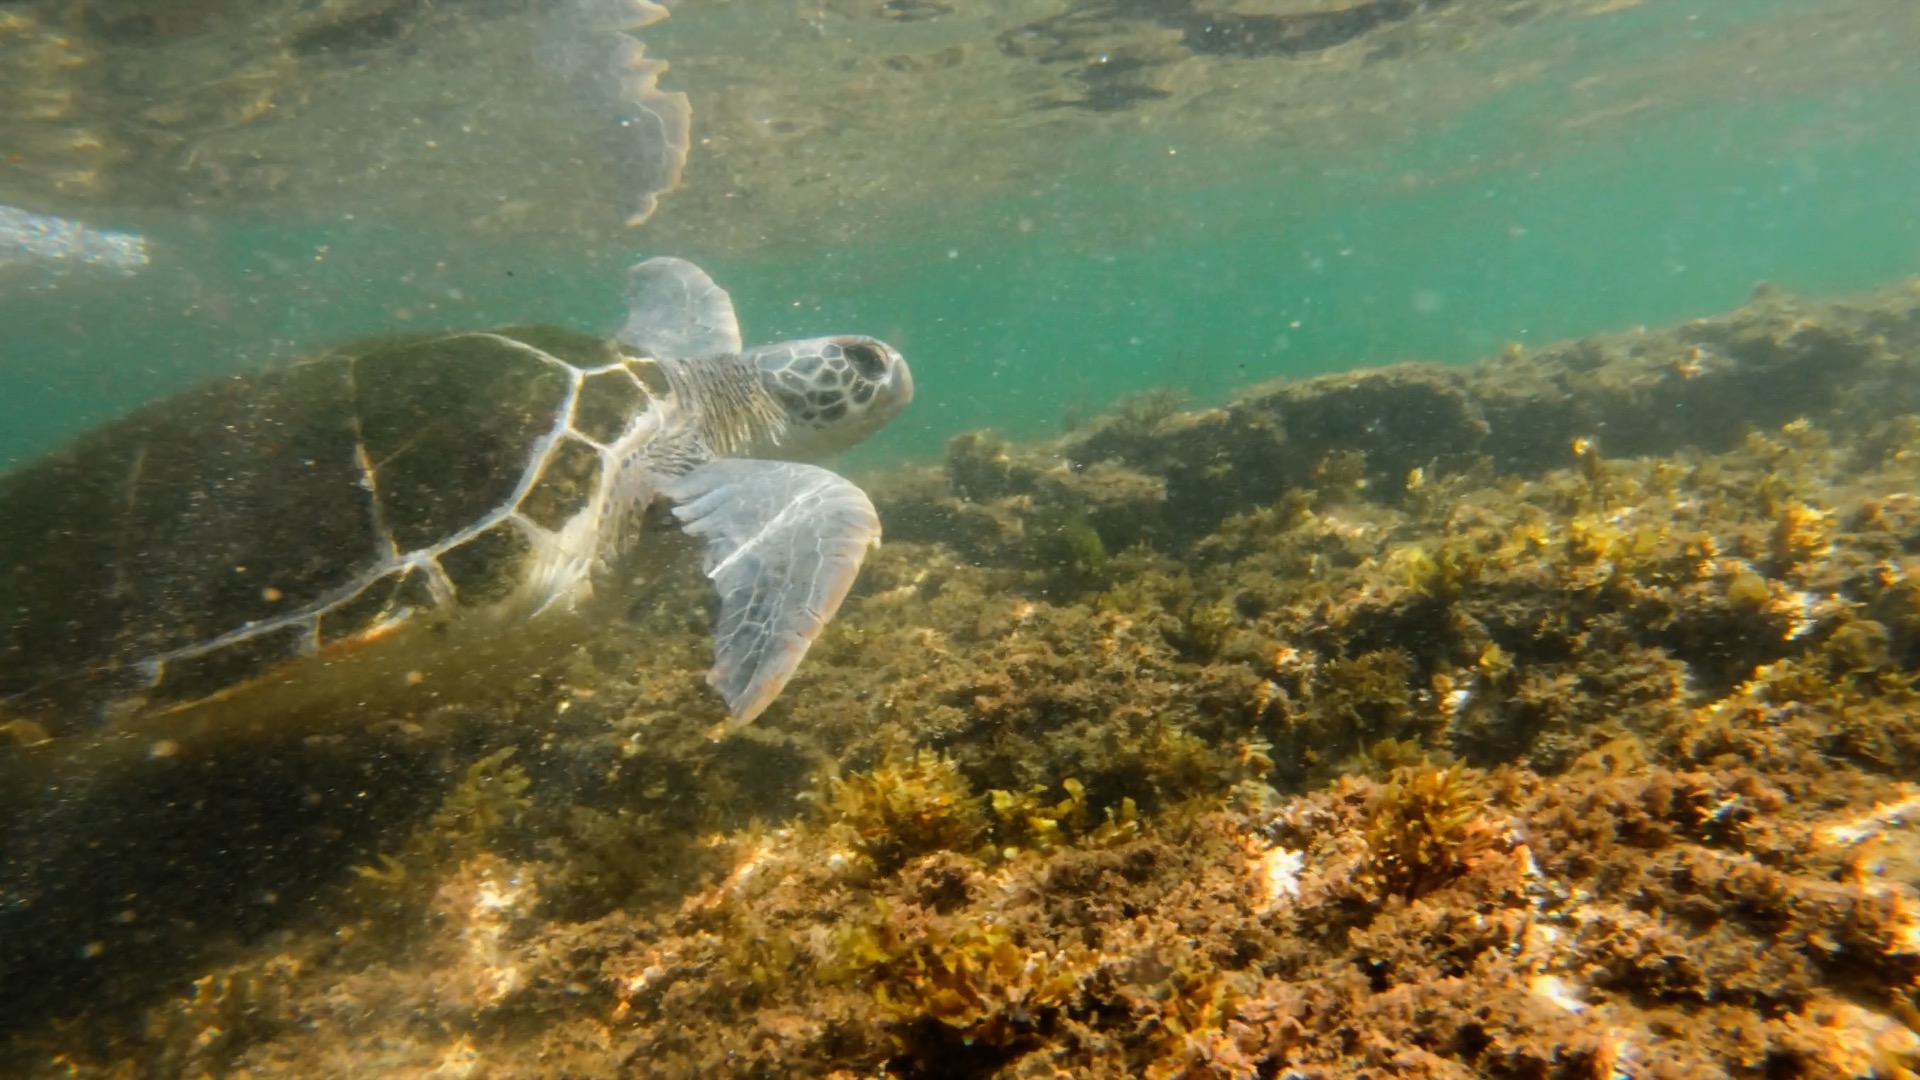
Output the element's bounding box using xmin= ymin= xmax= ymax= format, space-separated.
xmin=662 ymin=459 xmax=881 ymax=724
xmin=619 ymin=257 xmax=743 ymax=360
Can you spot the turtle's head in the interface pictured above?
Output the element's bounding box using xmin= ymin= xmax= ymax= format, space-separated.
xmin=748 ymin=335 xmax=913 ymax=459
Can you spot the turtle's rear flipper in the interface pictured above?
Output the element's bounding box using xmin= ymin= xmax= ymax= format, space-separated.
xmin=663 ymin=459 xmax=880 ymax=724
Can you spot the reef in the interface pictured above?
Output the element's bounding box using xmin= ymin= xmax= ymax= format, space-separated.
xmin=11 ymin=278 xmax=1920 ymax=1077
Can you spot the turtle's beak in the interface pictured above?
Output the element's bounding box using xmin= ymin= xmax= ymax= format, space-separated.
xmin=888 ymin=346 xmax=914 ymax=410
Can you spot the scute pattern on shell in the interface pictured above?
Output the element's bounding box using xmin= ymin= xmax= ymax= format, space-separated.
xmin=0 ymin=327 xmax=666 ymax=734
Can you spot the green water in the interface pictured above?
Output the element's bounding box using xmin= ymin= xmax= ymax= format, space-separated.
xmin=3 ymin=1 xmax=1917 ymax=471
xmin=737 ymin=104 xmax=1920 ymax=463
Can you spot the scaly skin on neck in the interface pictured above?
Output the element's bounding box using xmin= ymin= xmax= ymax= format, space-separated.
xmin=651 ymin=351 xmax=790 ymax=463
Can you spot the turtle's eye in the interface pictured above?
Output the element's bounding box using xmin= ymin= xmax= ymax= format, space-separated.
xmin=845 ymin=341 xmax=888 ymax=381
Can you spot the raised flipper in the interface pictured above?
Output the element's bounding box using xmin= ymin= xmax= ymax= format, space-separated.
xmin=662 ymin=459 xmax=881 ymax=724
xmin=619 ymin=256 xmax=743 ymax=360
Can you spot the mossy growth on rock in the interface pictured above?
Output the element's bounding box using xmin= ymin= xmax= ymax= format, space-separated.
xmin=822 ymin=749 xmax=988 ymax=874
xmin=1359 ymin=762 xmax=1498 ymax=899
xmin=988 ymin=776 xmax=1140 ymax=853
xmin=828 ymin=907 xmax=1088 ymax=1054
xmin=429 ymin=746 xmax=533 ymax=842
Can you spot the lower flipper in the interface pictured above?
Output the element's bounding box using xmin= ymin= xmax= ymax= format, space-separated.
xmin=662 ymin=459 xmax=881 ymax=724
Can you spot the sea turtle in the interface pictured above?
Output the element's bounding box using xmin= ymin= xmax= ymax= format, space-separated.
xmin=0 ymin=256 xmax=913 ymax=744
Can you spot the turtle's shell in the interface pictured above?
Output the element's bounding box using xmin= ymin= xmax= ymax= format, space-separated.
xmin=0 ymin=326 xmax=669 ymax=738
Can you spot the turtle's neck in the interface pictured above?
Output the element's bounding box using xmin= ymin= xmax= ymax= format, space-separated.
xmin=652 ymin=352 xmax=788 ymax=459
